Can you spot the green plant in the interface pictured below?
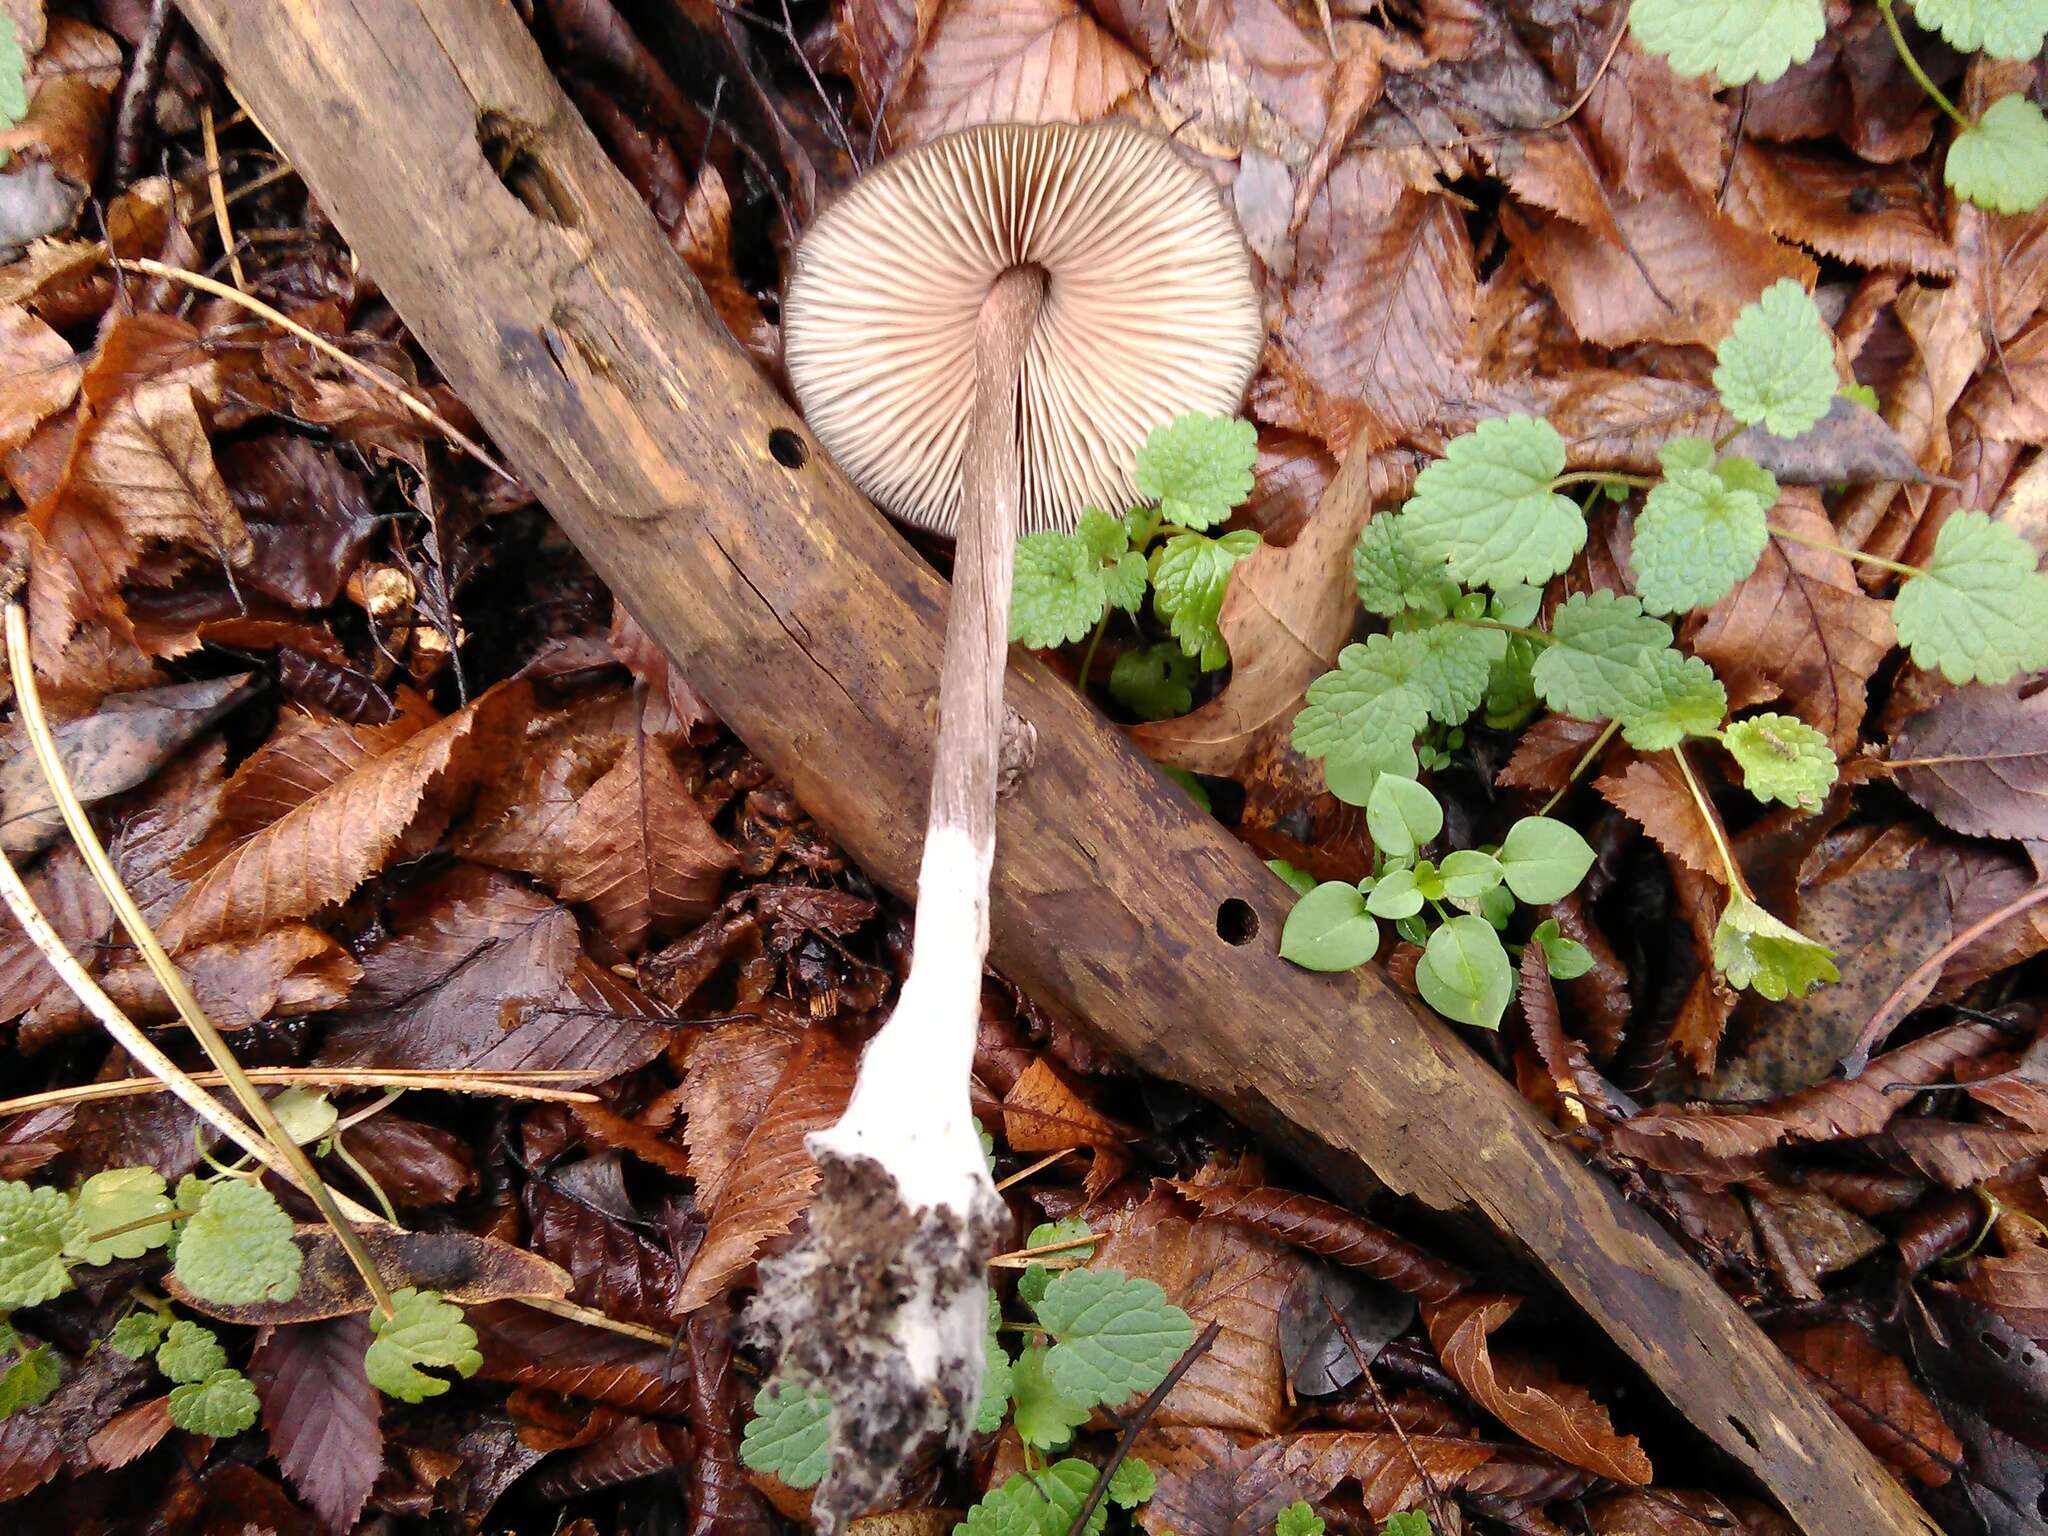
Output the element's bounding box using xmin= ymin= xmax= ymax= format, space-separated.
xmin=0 ymin=1149 xmax=478 ymax=1423
xmin=1274 ymin=1502 xmax=1431 ymax=1536
xmin=1279 ymin=773 xmax=1596 ymax=1029
xmin=1012 ymin=413 xmax=1261 ymax=705
xmin=742 ymin=1219 xmax=1185 ymax=1536
xmin=1287 ymin=278 xmax=2048 ymax=1003
xmin=1628 ymin=0 xmax=2048 ymax=213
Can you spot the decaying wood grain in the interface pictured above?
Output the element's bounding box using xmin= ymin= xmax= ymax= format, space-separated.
xmin=171 ymin=4 xmax=1936 ymax=1532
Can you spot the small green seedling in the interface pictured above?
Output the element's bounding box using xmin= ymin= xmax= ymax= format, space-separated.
xmin=743 ymin=1219 xmax=1182 ymax=1536
xmin=1628 ymin=0 xmax=2047 ymax=213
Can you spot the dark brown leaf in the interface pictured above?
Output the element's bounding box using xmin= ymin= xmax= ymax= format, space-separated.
xmin=1773 ymin=1320 xmax=1961 ymax=1487
xmin=527 ymin=1157 xmax=685 ymax=1331
xmin=1892 ymin=683 xmax=2048 ymax=843
xmin=1169 ymin=1182 xmax=1468 ymax=1303
xmin=685 ymin=1301 xmax=774 ymax=1536
xmin=249 ymin=1316 xmax=384 ymax=1533
xmin=220 ymin=436 xmax=380 ymax=608
xmin=471 ymin=1302 xmax=692 ymax=1413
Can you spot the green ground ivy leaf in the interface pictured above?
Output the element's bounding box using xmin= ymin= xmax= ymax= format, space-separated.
xmin=68 ymin=1168 xmax=175 ymax=1266
xmin=1531 ymin=593 xmax=1675 ymax=722
xmin=959 ymin=1460 xmax=1107 ymax=1536
xmin=0 ymin=1181 xmax=82 ymax=1310
xmin=1012 ymin=510 xmax=1146 ymax=649
xmin=108 ymin=1310 xmax=169 ymax=1360
xmin=1723 ymin=712 xmax=1837 ymax=809
xmin=1382 ymin=1514 xmax=1434 ymax=1536
xmin=1277 ymin=1502 xmax=1326 ymax=1536
xmin=1110 ymin=642 xmax=1196 ymax=720
xmin=1019 ymin=1218 xmax=1094 ymax=1308
xmin=1152 ymin=529 xmax=1259 ymax=670
xmin=1497 ymin=817 xmax=1595 ymax=904
xmin=1529 ymin=918 xmax=1595 ymax=980
xmin=1632 ymin=440 xmax=1775 ymax=614
xmin=1135 ymin=414 xmax=1256 ymax=531
xmin=1403 ymin=416 xmax=1584 ymax=588
xmin=1615 ymin=649 xmax=1727 ymax=750
xmin=1281 ymin=882 xmax=1380 ymax=971
xmin=1417 ymin=915 xmax=1514 ymax=1030
xmin=365 ymin=1287 xmax=480 ymax=1402
xmin=741 ymin=1383 xmax=832 ymax=1488
xmin=1628 ymin=0 xmax=1826 ymax=85
xmin=1912 ymin=0 xmax=2048 ymax=60
xmin=977 ymin=1288 xmax=1012 ymax=1432
xmin=1294 ymin=636 xmax=1435 ymax=763
xmin=1353 ymin=513 xmax=1457 ymax=619
xmin=174 ymin=1178 xmax=301 ymax=1307
xmin=1011 ymin=1345 xmax=1092 ymax=1449
xmin=1713 ymin=892 xmax=1838 ymax=999
xmin=1409 ymin=622 xmax=1508 ymax=723
xmin=1948 ymin=95 xmax=2048 ymax=217
xmin=1036 ymin=1268 xmax=1193 ymax=1405
xmin=167 ymin=1368 xmax=260 ymax=1438
xmin=157 ymin=1320 xmax=228 ymax=1384
xmin=1108 ymin=1457 xmax=1156 ymax=1509
xmin=1713 ymin=279 xmax=1837 ymax=438
xmin=1893 ymin=509 xmax=2048 ymax=684
xmin=1323 ymin=736 xmax=1420 ymax=808
xmin=0 ymin=15 xmax=26 ymax=128
xmin=0 ymin=1340 xmax=58 ymax=1419
xmin=1366 ymin=773 xmax=1442 ymax=858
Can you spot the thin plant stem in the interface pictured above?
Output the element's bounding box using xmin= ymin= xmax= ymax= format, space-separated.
xmin=1767 ymin=522 xmax=1921 ymax=579
xmin=1539 ymin=718 xmax=1621 ymax=817
xmin=1456 ymin=616 xmax=1550 ymax=644
xmin=111 ymin=257 xmax=515 ymax=485
xmin=519 ymin=1293 xmax=680 ymax=1346
xmin=1669 ymin=744 xmax=1748 ymax=898
xmin=1876 ymin=0 xmax=1971 ymax=129
xmin=0 ymin=1068 xmax=595 ymax=1117
xmin=987 ymin=1231 xmax=1101 ymax=1267
xmin=1061 ymin=1321 xmax=1222 ymax=1536
xmin=5 ymin=605 xmax=396 ymax=1317
xmin=1551 ymin=470 xmax=1654 ymax=491
xmin=994 ymin=1147 xmax=1076 ymax=1192
xmin=1079 ymin=610 xmax=1110 ymax=688
xmin=199 ymin=103 xmax=247 ymax=291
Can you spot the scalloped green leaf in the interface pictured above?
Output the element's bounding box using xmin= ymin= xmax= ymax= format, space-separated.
xmin=1632 ymin=440 xmax=1775 ymax=614
xmin=1723 ymin=712 xmax=1838 ymax=809
xmin=1947 ymin=94 xmax=2048 ymax=217
xmin=0 ymin=1181 xmax=81 ymax=1311
xmin=167 ymin=1367 xmax=260 ymax=1437
xmin=1893 ymin=510 xmax=2048 ymax=684
xmin=1135 ymin=414 xmax=1257 ymax=531
xmin=68 ymin=1168 xmax=174 ymax=1266
xmin=1911 ymin=0 xmax=2047 ymax=60
xmin=741 ymin=1382 xmax=832 ymax=1488
xmin=1615 ymin=649 xmax=1727 ymax=751
xmin=1035 ymin=1269 xmax=1193 ymax=1406
xmin=365 ymin=1287 xmax=480 ymax=1403
xmin=1403 ymin=416 xmax=1583 ymax=588
xmin=1712 ymin=892 xmax=1838 ymax=999
xmin=173 ymin=1178 xmax=301 ymax=1307
xmin=1713 ymin=279 xmax=1837 ymax=438
xmin=1152 ymin=530 xmax=1260 ymax=670
xmin=1628 ymin=0 xmax=1826 ymax=85
xmin=157 ymin=1320 xmax=228 ymax=1384
xmin=1353 ymin=514 xmax=1457 ymax=619
xmin=1530 ymin=593 xmax=1675 ymax=722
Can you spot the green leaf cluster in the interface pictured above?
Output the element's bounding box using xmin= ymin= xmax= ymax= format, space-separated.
xmin=364 ymin=1286 xmax=482 ymax=1402
xmin=0 ymin=1322 xmax=59 ymax=1420
xmin=1280 ymin=773 xmax=1595 ymax=1030
xmin=1011 ymin=412 xmax=1261 ymax=686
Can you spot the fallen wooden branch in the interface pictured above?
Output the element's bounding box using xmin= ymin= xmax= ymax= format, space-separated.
xmin=171 ymin=4 xmax=1933 ymax=1532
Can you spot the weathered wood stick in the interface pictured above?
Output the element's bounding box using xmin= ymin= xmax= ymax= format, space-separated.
xmin=171 ymin=5 xmax=1933 ymax=1532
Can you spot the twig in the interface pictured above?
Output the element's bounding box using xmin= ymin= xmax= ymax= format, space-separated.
xmin=1063 ymin=1319 xmax=1222 ymax=1536
xmin=1841 ymin=880 xmax=2048 ymax=1076
xmin=995 ymin=1146 xmax=1077 ymax=1192
xmin=1323 ymin=1291 xmax=1454 ymax=1534
xmin=987 ymin=1231 xmax=1100 ymax=1267
xmin=0 ymin=1067 xmax=597 ymax=1117
xmin=110 ymin=0 xmax=176 ymax=186
xmin=110 ymin=256 xmax=516 ymax=485
xmin=6 ymin=603 xmax=396 ymax=1316
xmin=521 ymin=1293 xmax=678 ymax=1345
xmin=200 ymin=102 xmax=248 ymax=291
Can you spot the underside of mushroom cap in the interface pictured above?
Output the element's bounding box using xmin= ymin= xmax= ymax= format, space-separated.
xmin=782 ymin=121 xmax=1264 ymax=538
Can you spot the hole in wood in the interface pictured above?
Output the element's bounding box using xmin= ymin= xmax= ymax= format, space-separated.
xmin=1216 ymin=898 xmax=1258 ymax=945
xmin=1725 ymin=1415 xmax=1759 ymax=1452
xmin=769 ymin=428 xmax=808 ymax=469
xmin=478 ymin=111 xmax=583 ymax=228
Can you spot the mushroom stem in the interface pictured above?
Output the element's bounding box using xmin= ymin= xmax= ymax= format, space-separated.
xmin=749 ymin=267 xmax=1046 ymax=1529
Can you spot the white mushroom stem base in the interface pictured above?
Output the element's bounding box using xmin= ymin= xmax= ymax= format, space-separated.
xmin=750 ymin=267 xmax=1046 ymax=1529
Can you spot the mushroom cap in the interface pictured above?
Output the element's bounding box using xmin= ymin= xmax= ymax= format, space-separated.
xmin=782 ymin=122 xmax=1264 ymax=538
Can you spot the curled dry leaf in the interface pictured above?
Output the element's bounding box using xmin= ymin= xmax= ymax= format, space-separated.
xmin=1169 ymin=1181 xmax=1469 ymax=1303
xmin=168 ymin=1223 xmax=568 ymax=1325
xmin=1724 ymin=145 xmax=1953 ymax=277
xmin=1423 ymin=1292 xmax=1652 ymax=1484
xmin=685 ymin=1301 xmax=776 ymax=1536
xmin=1000 ymin=1056 xmax=1128 ymax=1195
xmin=1517 ymin=940 xmax=1636 ymax=1124
xmin=84 ymin=1396 xmax=172 ymax=1471
xmin=892 ymin=0 xmax=1145 ymax=144
xmin=163 ymin=681 xmax=531 ymax=948
xmin=220 ymin=436 xmax=382 ymax=609
xmin=1889 ymin=1119 xmax=2048 ymax=1189
xmin=248 ymin=1316 xmax=383 ymax=1533
xmin=1954 ymin=1219 xmax=2048 ymax=1346
xmin=318 ymin=863 xmax=672 ymax=1078
xmin=674 ymin=1022 xmax=857 ymax=1312
xmin=1772 ymin=1320 xmax=1961 ymax=1487
xmin=1609 ymin=1020 xmax=2006 ymax=1176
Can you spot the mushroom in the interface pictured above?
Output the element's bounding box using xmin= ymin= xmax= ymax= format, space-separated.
xmin=753 ymin=120 xmax=1260 ymax=1524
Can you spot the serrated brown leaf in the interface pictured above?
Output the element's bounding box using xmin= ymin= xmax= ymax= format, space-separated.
xmin=1891 ymin=1120 xmax=2048 ymax=1189
xmin=319 ymin=863 xmax=671 ymax=1078
xmin=0 ymin=843 xmax=108 ymax=1030
xmin=249 ymin=1317 xmax=383 ymax=1534
xmin=0 ymin=1103 xmax=72 ymax=1179
xmin=220 ymin=436 xmax=381 ymax=609
xmin=1262 ymin=154 xmax=1476 ymax=453
xmin=169 ymin=1223 xmax=565 ymax=1324
xmin=1423 ymin=1291 xmax=1651 ymax=1484
xmin=84 ymin=1396 xmax=171 ymax=1471
xmin=0 ymin=304 xmax=77 ymax=454
xmin=610 ymin=606 xmax=717 ymax=739
xmin=1954 ymin=1220 xmax=2048 ymax=1346
xmin=685 ymin=1301 xmax=775 ymax=1536
xmin=1170 ymin=1182 xmax=1468 ymax=1303
xmin=163 ymin=681 xmax=531 ymax=947
xmin=530 ymin=1416 xmax=687 ymax=1500
xmin=681 ymin=1018 xmax=803 ymax=1192
xmin=837 ymin=0 xmax=928 ymax=127
xmin=525 ymin=1153 xmax=684 ymax=1330
xmin=0 ymin=1339 xmax=146 ymax=1501
xmin=1891 ymin=683 xmax=2048 ymax=843
xmin=1001 ymin=1056 xmax=1128 ymax=1194
xmin=1497 ymin=714 xmax=1607 ymax=793
xmin=892 ymin=0 xmax=1145 ymax=143
xmin=1595 ymin=755 xmax=1721 ymax=882
xmin=1725 ymin=145 xmax=1952 ymax=277
xmin=1773 ymin=1320 xmax=1960 ymax=1487
xmin=675 ymin=1024 xmax=857 ymax=1311
xmin=1692 ymin=493 xmax=1894 ymax=755
xmin=555 ymin=738 xmax=735 ymax=950
xmin=340 ymin=1114 xmax=479 ymax=1207
xmin=1091 ymin=1190 xmax=1312 ymax=1435
xmin=471 ymin=1302 xmax=691 ymax=1413
xmin=1517 ymin=939 xmax=1636 ymax=1124
xmin=1609 ymin=1020 xmax=2005 ymax=1175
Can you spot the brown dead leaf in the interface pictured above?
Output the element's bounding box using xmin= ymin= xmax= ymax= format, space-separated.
xmin=555 ymin=738 xmax=736 ymax=950
xmin=1953 ymin=1218 xmax=2048 ymax=1346
xmin=220 ymin=436 xmax=381 ymax=610
xmin=318 ymin=862 xmax=672 ymax=1079
xmin=471 ymin=1302 xmax=692 ymax=1414
xmin=1692 ymin=491 xmax=1894 ymax=754
xmin=672 ymin=164 xmax=780 ymax=374
xmin=1497 ymin=714 xmax=1607 ymax=793
xmin=1595 ymin=754 xmax=1721 ymax=881
xmin=1891 ymin=1120 xmax=2048 ymax=1189
xmin=85 ymin=1396 xmax=171 ymax=1471
xmin=0 ymin=304 xmax=77 ymax=454
xmin=609 ymin=606 xmax=718 ymax=739
xmin=1423 ymin=1292 xmax=1652 ymax=1484
xmin=1725 ymin=145 xmax=1953 ymax=276
xmin=1961 ymin=317 xmax=2048 ymax=446
xmin=837 ymin=0 xmax=929 ymax=128
xmin=169 ymin=1224 xmax=568 ymax=1324
xmin=1892 ymin=682 xmax=2048 ymax=844
xmin=1773 ymin=1320 xmax=1961 ymax=1486
xmin=892 ymin=0 xmax=1145 ymax=143
xmin=1170 ymin=1182 xmax=1468 ymax=1302
xmin=681 ymin=1018 xmax=803 ymax=1192
xmin=163 ymin=681 xmax=530 ymax=947
xmin=1001 ymin=1056 xmax=1128 ymax=1195
xmin=675 ymin=1023 xmax=857 ymax=1311
xmin=1747 ymin=1184 xmax=1883 ymax=1298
